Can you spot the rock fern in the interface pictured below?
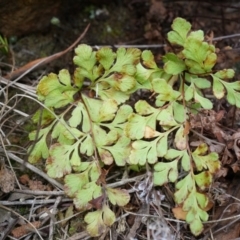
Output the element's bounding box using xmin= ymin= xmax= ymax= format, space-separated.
xmin=29 ymin=18 xmax=240 ymax=236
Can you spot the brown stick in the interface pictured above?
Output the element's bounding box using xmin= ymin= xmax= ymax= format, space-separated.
xmin=5 ymin=24 xmax=90 ymax=80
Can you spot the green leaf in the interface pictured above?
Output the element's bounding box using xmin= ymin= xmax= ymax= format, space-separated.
xmin=174 ymin=125 xmax=187 ymax=150
xmin=28 ymin=128 xmax=50 ymax=163
xmin=37 ymin=70 xmax=78 ymax=108
xmin=73 ymin=44 xmax=97 ymax=72
xmin=193 ymin=142 xmax=208 ymax=154
xmin=167 ymin=17 xmax=191 ymax=46
xmin=183 ymin=38 xmax=209 ymax=64
xmin=69 ymin=101 xmax=91 ymax=132
xmin=186 ymin=205 xmax=208 ymax=223
xmin=80 ymin=134 xmax=94 ymax=156
xmin=69 ymin=142 xmax=82 ymax=167
xmin=192 ymin=77 xmax=211 ymax=89
xmin=98 ymin=99 xmax=119 ymax=122
xmin=185 ymin=59 xmax=205 ymax=74
xmin=128 ymin=131 xmax=168 ymax=165
xmin=153 ymin=78 xmax=181 ymax=103
xmin=74 ymin=181 xmax=102 ymax=209
xmin=76 ymin=162 xmax=91 ymax=172
xmin=135 ymin=100 xmax=158 ymax=116
xmin=106 ymin=188 xmax=130 ymax=206
xmin=189 ymin=218 xmax=204 ymax=236
xmin=135 ymin=62 xmax=158 ymax=85
xmin=102 ymin=204 xmax=116 ymax=226
xmin=85 ymin=205 xmax=115 ymax=237
xmin=183 ymin=190 xmax=209 ymax=236
xmin=109 ymin=47 xmax=141 ymax=73
xmin=96 ymin=82 xmax=131 ymax=104
xmin=82 ymin=94 xmax=118 ymax=123
xmin=188 ymin=30 xmax=204 ymax=41
xmin=184 ymin=84 xmax=194 ymax=101
xmin=182 ymin=190 xmax=195 ymax=212
xmin=156 ymin=134 xmax=168 ymax=157
xmin=164 ymin=149 xmax=190 ymax=171
xmin=32 ymin=108 xmax=55 ymax=126
xmin=46 ymin=143 xmax=72 ymax=178
xmin=163 ymin=53 xmax=186 ymax=75
xmin=89 ymin=161 xmax=101 ymax=182
xmin=212 ymin=75 xmax=225 ymax=99
xmin=103 ymin=136 xmax=131 ymax=166
xmin=203 ymin=52 xmax=217 ymax=71
xmin=181 ymin=151 xmax=191 ymax=171
xmin=94 ymin=125 xmax=118 ymax=147
xmin=128 ymin=139 xmax=158 ymax=165
xmin=153 ymin=160 xmax=178 ymax=185
xmin=196 ymin=192 xmax=209 ymax=209
xmin=110 ymin=105 xmax=133 ymax=132
xmin=194 ymin=91 xmax=213 ymax=109
xmin=157 ymin=104 xmax=179 ymax=128
xmin=226 ymin=88 xmax=236 ymax=106
xmin=96 ymin=47 xmax=116 ymax=70
xmin=141 ymin=50 xmax=158 ymax=68
xmin=64 ymin=172 xmax=89 ymax=197
xmin=102 ymin=72 xmax=137 ymax=92
xmin=51 ymin=120 xmax=77 ymax=145
xmin=164 ymin=148 xmax=183 ymax=159
xmin=174 ymin=173 xmax=194 ymax=204
xmin=214 ymin=69 xmax=235 ymax=79
xmin=220 ymin=81 xmax=240 ymax=107
xmin=194 ymin=171 xmax=213 ymax=190
xmin=173 ymin=102 xmax=186 ymax=123
xmin=64 ymin=161 xmax=101 ymax=199
xmin=226 ymin=81 xmax=240 ymax=91
xmin=192 ymin=143 xmax=220 ymax=173
xmin=73 ymin=67 xmax=84 ymax=88
xmin=125 ymin=113 xmax=151 ymax=140
xmin=58 ymin=68 xmax=72 ymax=86
xmin=85 ymin=209 xmax=106 ymax=237
xmin=234 ymin=92 xmax=240 ymax=108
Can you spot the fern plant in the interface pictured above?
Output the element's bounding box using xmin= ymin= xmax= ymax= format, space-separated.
xmin=28 ymin=17 xmax=240 ymax=236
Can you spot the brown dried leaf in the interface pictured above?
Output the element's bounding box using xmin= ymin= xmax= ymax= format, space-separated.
xmin=28 ymin=180 xmax=46 ymax=191
xmin=11 ymin=221 xmax=41 ymax=238
xmin=19 ymin=174 xmax=30 ymax=185
xmin=231 ymin=163 xmax=240 ymax=173
xmin=215 ymin=167 xmax=229 ymax=178
xmin=233 ymin=138 xmax=240 ymax=161
xmin=172 ymin=206 xmax=187 ymax=220
xmin=212 ymin=125 xmax=227 ymax=143
xmin=221 ymin=147 xmax=234 ymax=165
xmin=232 ymin=131 xmax=240 ymax=140
xmin=205 ymin=31 xmax=214 ymax=44
xmin=215 ymin=110 xmax=225 ymax=122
